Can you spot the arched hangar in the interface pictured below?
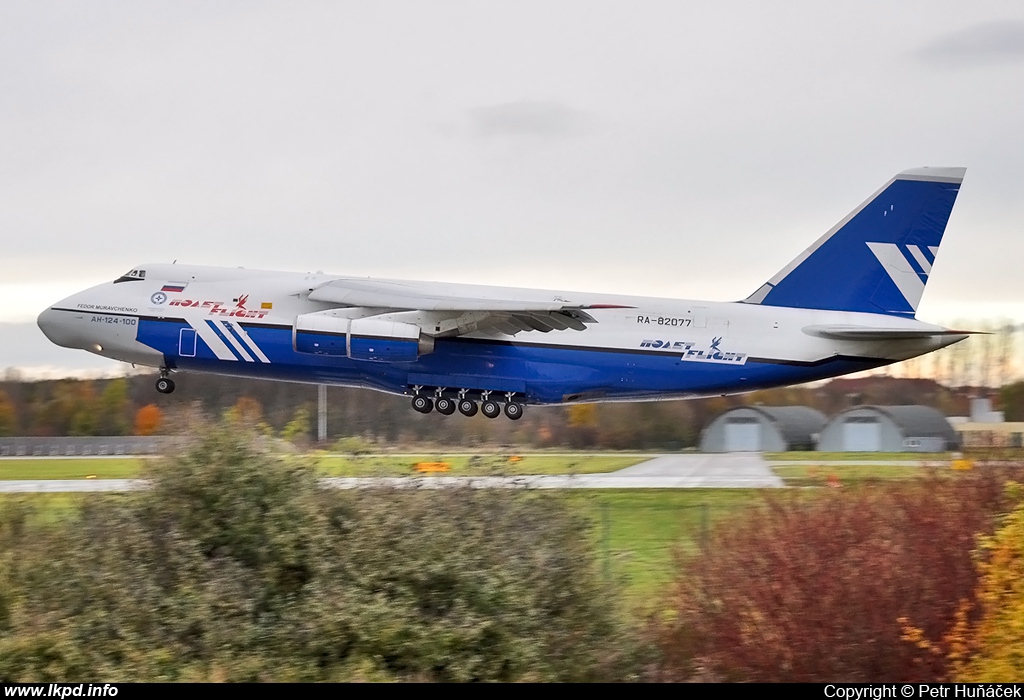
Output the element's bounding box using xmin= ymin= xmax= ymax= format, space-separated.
xmin=817 ymin=405 xmax=960 ymax=452
xmin=700 ymin=406 xmax=827 ymax=452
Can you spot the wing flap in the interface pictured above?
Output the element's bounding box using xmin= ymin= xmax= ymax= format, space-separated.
xmin=309 ymin=278 xmax=570 ymax=312
xmin=306 ymin=279 xmax=604 ymax=337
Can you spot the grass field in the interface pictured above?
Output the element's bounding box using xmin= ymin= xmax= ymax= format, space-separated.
xmin=2 ymin=452 xmax=967 ymax=481
xmin=770 ymin=463 xmax=940 ymax=486
xmin=0 ymin=453 xmax=645 ymax=480
xmin=568 ymin=489 xmax=765 ymax=603
xmin=765 ymin=452 xmax=951 ymax=461
xmin=0 ymin=493 xmax=96 ymax=525
xmin=0 ymin=459 xmax=147 ymax=480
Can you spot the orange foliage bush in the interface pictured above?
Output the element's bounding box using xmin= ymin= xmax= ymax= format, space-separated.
xmin=133 ymin=404 xmax=162 ymax=436
xmin=654 ymin=471 xmax=1017 ymax=682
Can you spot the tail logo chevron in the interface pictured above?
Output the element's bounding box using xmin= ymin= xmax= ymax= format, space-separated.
xmin=744 ymin=167 xmax=963 ymax=317
xmin=865 ymin=242 xmax=937 ymax=309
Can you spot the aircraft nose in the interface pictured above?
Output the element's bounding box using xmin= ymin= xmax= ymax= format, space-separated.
xmin=37 ymin=307 xmax=58 ymax=341
xmin=37 ymin=306 xmax=79 ymax=349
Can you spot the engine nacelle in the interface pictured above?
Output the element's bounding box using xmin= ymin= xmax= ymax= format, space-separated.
xmin=347 ymin=317 xmax=426 ymax=362
xmin=293 ymin=313 xmax=349 ymax=356
xmin=293 ymin=314 xmax=433 ymax=362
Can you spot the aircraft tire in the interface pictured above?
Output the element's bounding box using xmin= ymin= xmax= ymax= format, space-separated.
xmin=504 ymin=401 xmax=524 ymax=421
xmin=436 ymin=397 xmax=457 ymax=415
xmin=155 ymin=377 xmax=175 ymax=394
xmin=481 ymin=400 xmax=501 ymax=419
xmin=458 ymin=399 xmax=478 ymax=417
xmin=411 ymin=395 xmax=433 ymax=414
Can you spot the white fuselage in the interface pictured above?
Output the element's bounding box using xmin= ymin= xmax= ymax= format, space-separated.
xmin=38 ymin=263 xmax=963 ymax=405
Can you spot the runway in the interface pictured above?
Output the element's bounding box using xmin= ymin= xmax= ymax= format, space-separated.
xmin=0 ymin=479 xmax=148 ymax=493
xmin=0 ymin=453 xmax=783 ymax=492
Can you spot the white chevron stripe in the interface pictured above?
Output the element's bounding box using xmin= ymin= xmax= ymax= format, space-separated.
xmin=229 ymin=321 xmax=270 ymax=363
xmin=928 ymin=246 xmax=939 ymax=258
xmin=191 ymin=320 xmax=237 ymax=361
xmin=218 ymin=321 xmax=254 ymax=362
xmin=866 ymin=242 xmax=926 ymax=310
xmin=907 ymin=245 xmax=932 ymax=274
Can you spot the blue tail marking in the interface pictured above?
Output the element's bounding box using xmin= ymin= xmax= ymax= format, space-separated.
xmin=744 ymin=167 xmax=965 ymax=316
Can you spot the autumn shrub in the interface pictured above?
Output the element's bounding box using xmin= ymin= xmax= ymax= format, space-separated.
xmin=133 ymin=403 xmax=162 ymax=435
xmin=653 ymin=471 xmax=1016 ymax=682
xmin=951 ymin=483 xmax=1024 ymax=681
xmin=0 ymin=423 xmax=639 ymax=682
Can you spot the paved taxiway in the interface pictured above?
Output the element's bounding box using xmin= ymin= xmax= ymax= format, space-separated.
xmin=0 ymin=479 xmax=148 ymax=493
xmin=0 ymin=453 xmax=783 ymax=492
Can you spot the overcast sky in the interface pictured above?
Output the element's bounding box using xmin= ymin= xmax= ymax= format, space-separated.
xmin=2 ymin=1 xmax=1023 ymax=376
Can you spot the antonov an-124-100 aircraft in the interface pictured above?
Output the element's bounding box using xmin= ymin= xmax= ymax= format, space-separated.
xmin=39 ymin=167 xmax=970 ymax=420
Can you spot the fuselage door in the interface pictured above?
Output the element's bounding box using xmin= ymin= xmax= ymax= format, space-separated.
xmin=179 ymin=327 xmax=197 ymax=357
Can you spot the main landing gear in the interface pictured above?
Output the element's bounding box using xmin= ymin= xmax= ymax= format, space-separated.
xmin=155 ymin=368 xmax=176 ymax=394
xmin=410 ymin=388 xmax=525 ymax=421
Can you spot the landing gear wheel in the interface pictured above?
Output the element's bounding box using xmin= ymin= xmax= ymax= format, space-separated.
xmin=458 ymin=399 xmax=478 ymax=417
xmin=503 ymin=401 xmax=524 ymax=421
xmin=481 ymin=400 xmax=501 ymax=419
xmin=435 ymin=397 xmax=456 ymax=415
xmin=411 ymin=395 xmax=433 ymax=414
xmin=155 ymin=377 xmax=175 ymax=394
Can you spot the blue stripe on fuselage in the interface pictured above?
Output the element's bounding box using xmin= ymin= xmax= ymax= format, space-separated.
xmin=205 ymin=319 xmax=246 ymax=362
xmin=137 ymin=318 xmax=887 ymax=403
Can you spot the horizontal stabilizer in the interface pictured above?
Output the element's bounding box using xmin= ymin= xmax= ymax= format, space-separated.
xmin=802 ymin=324 xmax=972 ymax=341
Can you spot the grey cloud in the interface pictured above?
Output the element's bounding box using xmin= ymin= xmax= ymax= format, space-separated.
xmin=918 ymin=20 xmax=1024 ymax=65
xmin=468 ymin=100 xmax=583 ymax=138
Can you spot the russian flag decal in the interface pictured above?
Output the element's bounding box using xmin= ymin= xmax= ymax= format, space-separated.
xmin=161 ymin=283 xmax=187 ymax=293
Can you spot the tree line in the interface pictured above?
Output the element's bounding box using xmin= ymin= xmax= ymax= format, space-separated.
xmin=2 ymin=368 xmax=1024 ymax=447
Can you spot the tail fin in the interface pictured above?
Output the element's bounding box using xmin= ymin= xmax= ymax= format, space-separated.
xmin=743 ymin=167 xmax=965 ymax=316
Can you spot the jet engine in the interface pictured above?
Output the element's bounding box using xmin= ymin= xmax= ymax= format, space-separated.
xmin=293 ymin=313 xmax=434 ymax=362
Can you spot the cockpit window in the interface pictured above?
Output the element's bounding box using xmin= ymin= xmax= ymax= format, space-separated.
xmin=113 ymin=268 xmax=146 ymax=284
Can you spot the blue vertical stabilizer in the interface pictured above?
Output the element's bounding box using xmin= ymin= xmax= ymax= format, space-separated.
xmin=744 ymin=167 xmax=965 ymax=316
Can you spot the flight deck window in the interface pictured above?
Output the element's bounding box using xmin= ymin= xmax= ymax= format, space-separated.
xmin=114 ymin=269 xmax=146 ymax=283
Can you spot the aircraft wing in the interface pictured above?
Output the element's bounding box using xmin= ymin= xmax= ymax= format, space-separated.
xmin=307 ymin=278 xmax=624 ymax=336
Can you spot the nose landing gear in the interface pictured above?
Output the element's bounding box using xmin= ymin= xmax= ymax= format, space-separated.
xmin=155 ymin=368 xmax=175 ymax=394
